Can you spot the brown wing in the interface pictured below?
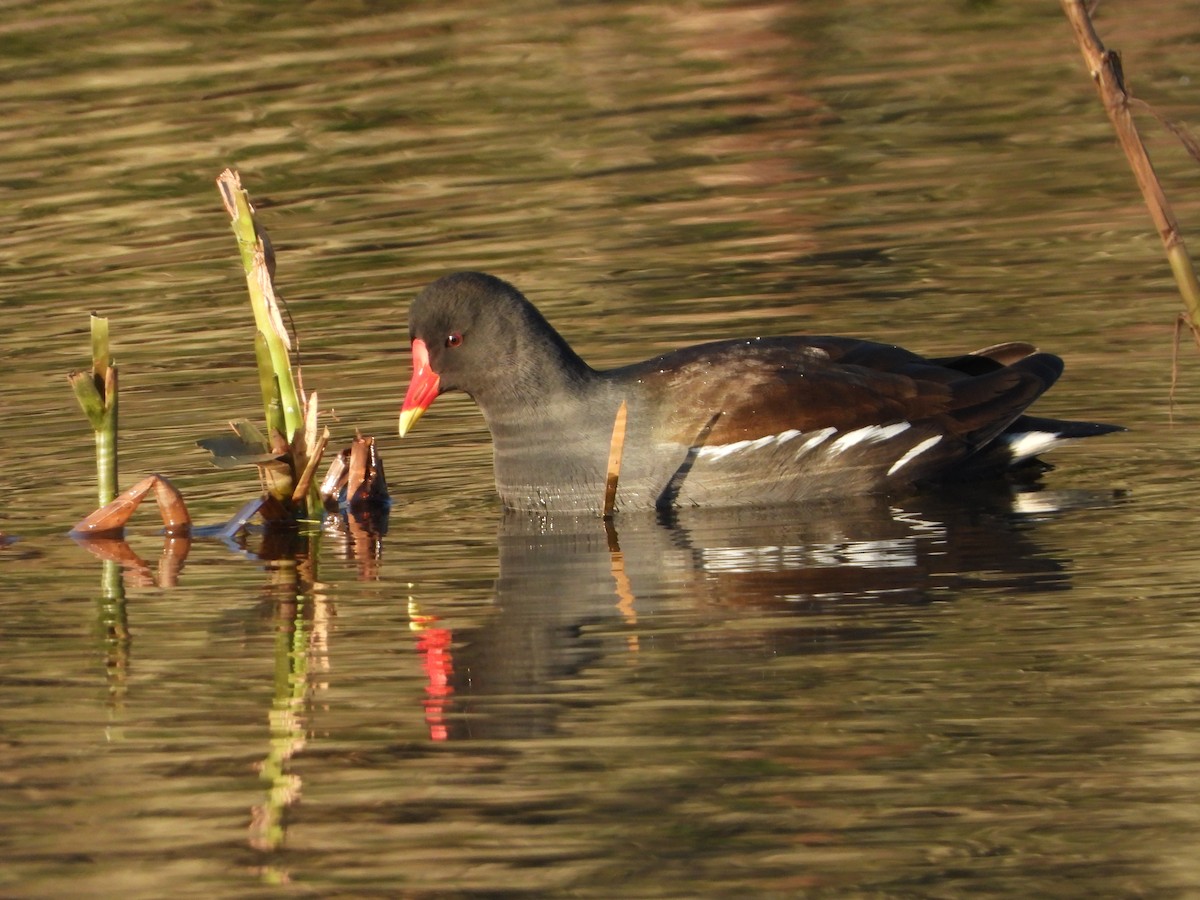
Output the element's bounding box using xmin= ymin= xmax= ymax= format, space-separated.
xmin=626 ymin=336 xmax=1061 ymax=450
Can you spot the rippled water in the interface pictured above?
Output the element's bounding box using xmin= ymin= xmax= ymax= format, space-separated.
xmin=4 ymin=0 xmax=1200 ymax=896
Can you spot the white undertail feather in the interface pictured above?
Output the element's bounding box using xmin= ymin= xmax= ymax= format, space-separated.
xmin=1003 ymin=431 xmax=1064 ymax=462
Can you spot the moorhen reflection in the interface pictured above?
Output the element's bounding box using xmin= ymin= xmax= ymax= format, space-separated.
xmin=412 ymin=486 xmax=1118 ymax=741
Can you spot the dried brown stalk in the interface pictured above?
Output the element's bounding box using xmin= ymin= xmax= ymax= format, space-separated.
xmin=603 ymin=400 xmax=628 ymax=518
xmin=1061 ymin=0 xmax=1200 ymax=331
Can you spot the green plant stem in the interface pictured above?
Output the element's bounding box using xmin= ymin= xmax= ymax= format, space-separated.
xmin=71 ymin=314 xmax=118 ymax=507
xmin=95 ymin=380 xmax=117 ymax=507
xmin=218 ymin=170 xmax=304 ymax=441
xmin=254 ymin=333 xmax=288 ymax=441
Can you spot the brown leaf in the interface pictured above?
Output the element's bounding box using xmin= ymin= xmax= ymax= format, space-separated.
xmin=71 ymin=474 xmax=157 ymax=535
xmin=151 ymin=475 xmax=191 ymax=535
xmin=71 ymin=474 xmax=192 ymax=537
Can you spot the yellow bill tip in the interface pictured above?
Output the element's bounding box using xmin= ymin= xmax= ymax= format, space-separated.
xmin=398 ymin=405 xmax=426 ymax=438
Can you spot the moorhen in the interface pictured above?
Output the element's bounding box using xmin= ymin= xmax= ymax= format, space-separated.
xmin=398 ymin=272 xmax=1120 ymax=514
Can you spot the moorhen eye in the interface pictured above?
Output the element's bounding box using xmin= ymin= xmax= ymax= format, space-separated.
xmin=445 ymin=332 xmax=463 ymax=348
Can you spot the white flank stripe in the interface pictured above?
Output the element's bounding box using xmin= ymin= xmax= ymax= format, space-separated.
xmin=698 ymin=428 xmax=804 ymax=461
xmin=697 ymin=423 xmax=920 ymax=462
xmin=887 ymin=435 xmax=943 ymax=476
xmin=697 ymin=439 xmax=751 ymax=461
xmin=796 ymin=427 xmax=836 ymax=455
xmin=829 ymin=422 xmax=911 ymax=454
xmin=1004 ymin=431 xmax=1063 ymax=462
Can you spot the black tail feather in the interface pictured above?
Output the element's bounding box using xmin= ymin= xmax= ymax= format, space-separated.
xmin=1006 ymin=414 xmax=1126 ymax=440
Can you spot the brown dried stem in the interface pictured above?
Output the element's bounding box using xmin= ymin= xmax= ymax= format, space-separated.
xmin=1061 ymin=0 xmax=1200 ymax=330
xmin=603 ymin=400 xmax=628 ymax=518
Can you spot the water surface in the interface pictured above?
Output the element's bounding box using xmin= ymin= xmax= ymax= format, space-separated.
xmin=3 ymin=1 xmax=1200 ymax=896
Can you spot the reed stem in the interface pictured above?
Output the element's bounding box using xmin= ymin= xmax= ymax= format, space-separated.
xmin=69 ymin=314 xmax=118 ymax=507
xmin=217 ymin=169 xmax=304 ymax=441
xmin=1061 ymin=0 xmax=1200 ymax=329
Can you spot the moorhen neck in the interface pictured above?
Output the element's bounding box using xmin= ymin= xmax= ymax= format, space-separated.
xmin=398 ymin=272 xmax=1120 ymax=514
